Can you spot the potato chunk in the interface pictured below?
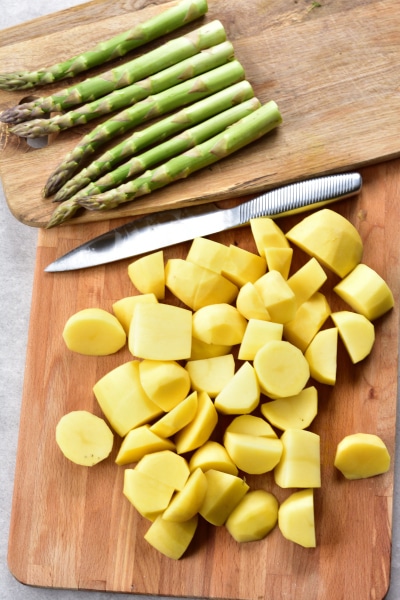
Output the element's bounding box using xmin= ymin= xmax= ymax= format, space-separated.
xmin=250 ymin=217 xmax=290 ymax=256
xmin=236 ymin=282 xmax=271 ymax=321
xmin=214 ymin=361 xmax=260 ymax=415
xmin=261 ymin=386 xmax=318 ymax=431
xmin=56 ymin=410 xmax=113 ymax=467
xmin=225 ymin=490 xmax=278 ymax=542
xmin=162 ymin=468 xmax=208 ymax=522
xmin=150 ymin=391 xmax=198 ymax=438
xmin=115 ymin=425 xmax=175 ymax=465
xmin=165 ymin=258 xmax=238 ymax=310
xmin=287 ymin=257 xmax=327 ymax=306
xmin=238 ymin=319 xmax=283 ymax=361
xmin=186 ymin=236 xmax=229 ymax=273
xmin=135 ymin=450 xmax=190 ymax=491
xmin=225 ymin=414 xmax=277 ymax=438
xmin=224 ymin=431 xmax=283 ymax=475
xmin=264 ymin=247 xmax=293 ymax=279
xmin=130 ymin=302 xmax=192 ymax=360
xmin=112 ymin=293 xmax=158 ymax=334
xmin=123 ymin=469 xmax=175 ymax=521
xmin=199 ymin=469 xmax=249 ymax=526
xmin=93 ymin=361 xmax=162 ymax=437
xmin=278 ymin=489 xmax=316 ymax=548
xmin=254 ymin=340 xmax=310 ymax=398
xmin=283 ymin=292 xmax=331 ymax=352
xmin=286 ymin=208 xmax=363 ymax=277
xmin=333 ymin=263 xmax=394 ymax=321
xmin=188 ymin=441 xmax=238 ymax=475
xmin=254 ymin=270 xmax=297 ymax=324
xmin=62 ymin=308 xmax=126 ymax=355
xmin=304 ymin=327 xmax=338 ymax=385
xmin=139 ymin=359 xmax=191 ymax=411
xmin=331 ymin=310 xmax=375 ymax=363
xmin=334 ymin=433 xmax=390 ymax=479
xmin=128 ymin=250 xmax=165 ymax=299
xmin=174 ymin=391 xmax=218 ymax=454
xmin=274 ymin=429 xmax=321 ymax=488
xmin=144 ymin=514 xmax=198 ymax=559
xmin=192 ymin=303 xmax=247 ymax=345
xmin=221 ymin=244 xmax=267 ymax=287
xmin=185 ymin=354 xmax=235 ymax=397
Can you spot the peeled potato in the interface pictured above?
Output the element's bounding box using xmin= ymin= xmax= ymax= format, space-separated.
xmin=334 ymin=433 xmax=390 ymax=479
xmin=56 ymin=410 xmax=113 ymax=467
xmin=144 ymin=514 xmax=198 ymax=559
xmin=62 ymin=308 xmax=126 ymax=356
xmin=162 ymin=468 xmax=208 ymax=522
xmin=278 ymin=489 xmax=316 ymax=548
xmin=225 ymin=489 xmax=278 ymax=542
xmin=331 ymin=310 xmax=375 ymax=363
xmin=254 ymin=340 xmax=310 ymax=398
xmin=128 ymin=250 xmax=165 ymax=299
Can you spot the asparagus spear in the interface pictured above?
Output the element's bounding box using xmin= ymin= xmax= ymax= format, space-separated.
xmin=77 ymin=101 xmax=282 ymax=212
xmin=0 ymin=0 xmax=208 ymax=91
xmin=10 ymin=41 xmax=234 ymax=138
xmin=43 ymin=60 xmax=246 ymax=197
xmin=0 ymin=20 xmax=226 ymax=124
xmin=54 ymin=80 xmax=255 ymax=202
xmin=46 ymin=97 xmax=261 ymax=227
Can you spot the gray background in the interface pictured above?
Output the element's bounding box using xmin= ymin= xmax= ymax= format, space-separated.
xmin=0 ymin=2 xmax=399 ymax=599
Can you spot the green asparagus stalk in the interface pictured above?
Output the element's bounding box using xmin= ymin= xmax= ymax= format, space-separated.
xmin=46 ymin=97 xmax=261 ymax=227
xmin=43 ymin=60 xmax=246 ymax=197
xmin=0 ymin=0 xmax=208 ymax=91
xmin=54 ymin=80 xmax=255 ymax=202
xmin=77 ymin=101 xmax=282 ymax=212
xmin=0 ymin=20 xmax=226 ymax=124
xmin=10 ymin=41 xmax=234 ymax=138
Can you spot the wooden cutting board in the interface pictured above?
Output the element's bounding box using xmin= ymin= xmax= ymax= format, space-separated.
xmin=7 ymin=157 xmax=399 ymax=598
xmin=1 ymin=0 xmax=400 ymax=228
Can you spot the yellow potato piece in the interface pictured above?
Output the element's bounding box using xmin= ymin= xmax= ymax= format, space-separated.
xmin=254 ymin=270 xmax=297 ymax=324
xmin=214 ymin=361 xmax=260 ymax=415
xmin=221 ymin=244 xmax=267 ymax=287
xmin=115 ymin=425 xmax=175 ymax=465
xmin=123 ymin=468 xmax=175 ymax=521
xmin=225 ymin=414 xmax=277 ymax=438
xmin=334 ymin=433 xmax=390 ymax=479
xmin=56 ymin=410 xmax=113 ymax=467
xmin=162 ymin=468 xmax=208 ymax=522
xmin=62 ymin=307 xmax=126 ymax=356
xmin=150 ymin=391 xmax=198 ymax=438
xmin=250 ymin=217 xmax=290 ymax=256
xmin=254 ymin=340 xmax=310 ymax=398
xmin=93 ymin=360 xmax=162 ymax=437
xmin=225 ymin=489 xmax=278 ymax=542
xmin=331 ymin=310 xmax=375 ymax=363
xmin=283 ymin=291 xmax=331 ymax=352
xmin=264 ymin=247 xmax=293 ymax=279
xmin=165 ymin=258 xmax=238 ymax=311
xmin=286 ymin=208 xmax=363 ymax=277
xmin=188 ymin=441 xmax=238 ymax=475
xmin=334 ymin=263 xmax=394 ymax=321
xmin=112 ymin=293 xmax=158 ymax=334
xmin=274 ymin=429 xmax=321 ymax=488
xmin=236 ymin=282 xmax=271 ymax=321
xmin=128 ymin=250 xmax=165 ymax=299
xmin=224 ymin=431 xmax=283 ymax=475
xmin=185 ymin=353 xmax=235 ymax=397
xmin=135 ymin=449 xmax=190 ymax=491
xmin=261 ymin=386 xmax=318 ymax=431
xmin=278 ymin=489 xmax=316 ymax=548
xmin=139 ymin=359 xmax=191 ymax=411
xmin=130 ymin=302 xmax=192 ymax=360
xmin=174 ymin=391 xmax=218 ymax=454
xmin=144 ymin=514 xmax=198 ymax=559
xmin=304 ymin=327 xmax=338 ymax=385
xmin=238 ymin=318 xmax=283 ymax=361
xmin=287 ymin=257 xmax=327 ymax=306
xmin=186 ymin=236 xmax=229 ymax=273
xmin=192 ymin=303 xmax=247 ymax=346
xmin=199 ymin=469 xmax=249 ymax=526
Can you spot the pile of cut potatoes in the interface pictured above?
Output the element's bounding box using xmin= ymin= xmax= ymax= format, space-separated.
xmin=57 ymin=208 xmax=394 ymax=559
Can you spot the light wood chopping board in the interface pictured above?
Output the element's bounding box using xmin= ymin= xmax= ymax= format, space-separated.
xmin=0 ymin=0 xmax=400 ymax=227
xmin=7 ymin=157 xmax=399 ymax=598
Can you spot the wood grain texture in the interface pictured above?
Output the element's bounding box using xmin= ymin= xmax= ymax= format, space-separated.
xmin=7 ymin=158 xmax=399 ymax=598
xmin=1 ymin=0 xmax=400 ymax=227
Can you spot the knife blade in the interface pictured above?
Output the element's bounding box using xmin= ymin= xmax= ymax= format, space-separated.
xmin=45 ymin=172 xmax=362 ymax=272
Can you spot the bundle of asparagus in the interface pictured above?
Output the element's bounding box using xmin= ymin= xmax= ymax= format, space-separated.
xmin=0 ymin=0 xmax=208 ymax=91
xmin=2 ymin=0 xmax=283 ymax=228
xmin=0 ymin=20 xmax=226 ymax=124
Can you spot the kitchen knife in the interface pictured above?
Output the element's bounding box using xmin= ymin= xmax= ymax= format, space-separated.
xmin=45 ymin=172 xmax=362 ymax=272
